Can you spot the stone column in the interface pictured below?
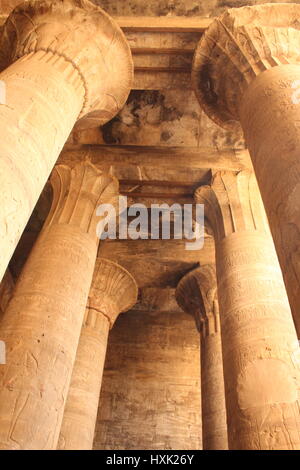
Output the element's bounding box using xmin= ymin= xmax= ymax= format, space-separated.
xmin=0 ymin=0 xmax=133 ymax=283
xmin=195 ymin=170 xmax=300 ymax=450
xmin=58 ymin=258 xmax=138 ymax=450
xmin=0 ymin=270 xmax=14 ymax=320
xmin=0 ymin=162 xmax=118 ymax=450
xmin=192 ymin=3 xmax=300 ymax=335
xmin=176 ymin=265 xmax=228 ymax=450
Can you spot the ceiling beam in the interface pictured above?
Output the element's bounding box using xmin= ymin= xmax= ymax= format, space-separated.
xmin=61 ymin=144 xmax=250 ymax=169
xmin=114 ymin=16 xmax=213 ymax=33
xmin=0 ymin=14 xmax=214 ymax=32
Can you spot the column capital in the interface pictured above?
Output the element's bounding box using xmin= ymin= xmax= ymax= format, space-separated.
xmin=87 ymin=258 xmax=138 ymax=328
xmin=194 ymin=170 xmax=269 ymax=242
xmin=176 ymin=265 xmax=219 ymax=336
xmin=46 ymin=161 xmax=118 ymax=242
xmin=192 ymin=3 xmax=300 ymax=128
xmin=0 ymin=0 xmax=133 ymax=129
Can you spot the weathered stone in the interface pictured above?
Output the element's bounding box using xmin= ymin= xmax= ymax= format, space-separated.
xmin=94 ymin=307 xmax=201 ymax=450
xmin=0 ymin=0 xmax=132 ymax=283
xmin=1 ymin=0 xmax=300 ymax=452
xmin=192 ymin=3 xmax=300 ymax=335
xmin=58 ymin=258 xmax=138 ymax=450
xmin=0 ymin=162 xmax=118 ymax=450
xmin=195 ymin=170 xmax=300 ymax=450
xmin=176 ymin=265 xmax=228 ymax=450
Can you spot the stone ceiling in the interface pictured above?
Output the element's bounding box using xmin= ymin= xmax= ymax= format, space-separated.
xmin=93 ymin=0 xmax=300 ymax=17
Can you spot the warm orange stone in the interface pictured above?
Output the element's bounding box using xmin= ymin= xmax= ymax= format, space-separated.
xmin=58 ymin=258 xmax=138 ymax=450
xmin=195 ymin=170 xmax=300 ymax=450
xmin=192 ymin=3 xmax=300 ymax=336
xmin=0 ymin=162 xmax=118 ymax=449
xmin=0 ymin=0 xmax=133 ymax=284
xmin=176 ymin=265 xmax=228 ymax=450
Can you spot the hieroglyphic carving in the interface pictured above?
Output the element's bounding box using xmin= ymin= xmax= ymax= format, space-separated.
xmin=192 ymin=3 xmax=300 ymax=129
xmin=87 ymin=258 xmax=139 ymax=328
xmin=45 ymin=162 xmax=119 ymax=241
xmin=195 ymin=170 xmax=300 ymax=450
xmin=58 ymin=258 xmax=138 ymax=450
xmin=194 ymin=170 xmax=269 ymax=241
xmin=192 ymin=4 xmax=300 ymax=336
xmin=0 ymin=0 xmax=133 ymax=127
xmin=239 ymin=64 xmax=300 ymax=336
xmin=176 ymin=265 xmax=228 ymax=450
xmin=0 ymin=0 xmax=133 ymax=284
xmin=0 ymin=162 xmax=118 ymax=450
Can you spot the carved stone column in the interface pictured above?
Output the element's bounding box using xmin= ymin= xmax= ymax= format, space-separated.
xmin=195 ymin=171 xmax=300 ymax=450
xmin=0 ymin=162 xmax=118 ymax=450
xmin=192 ymin=3 xmax=300 ymax=335
xmin=176 ymin=265 xmax=228 ymax=450
xmin=58 ymin=258 xmax=138 ymax=450
xmin=0 ymin=0 xmax=132 ymax=282
xmin=0 ymin=270 xmax=14 ymax=320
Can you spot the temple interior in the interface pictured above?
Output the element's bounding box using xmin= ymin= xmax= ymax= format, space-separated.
xmin=1 ymin=0 xmax=300 ymax=451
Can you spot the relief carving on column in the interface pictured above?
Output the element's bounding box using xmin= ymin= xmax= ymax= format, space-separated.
xmin=86 ymin=258 xmax=139 ymax=328
xmin=195 ymin=170 xmax=270 ymax=242
xmin=18 ymin=161 xmax=120 ymax=304
xmin=194 ymin=170 xmax=285 ymax=325
xmin=191 ymin=4 xmax=300 ymax=128
xmin=0 ymin=161 xmax=120 ymax=449
xmin=0 ymin=0 xmax=133 ymax=129
xmin=195 ymin=170 xmax=300 ymax=449
xmin=45 ymin=161 xmax=119 ymax=242
xmin=57 ymin=258 xmax=138 ymax=450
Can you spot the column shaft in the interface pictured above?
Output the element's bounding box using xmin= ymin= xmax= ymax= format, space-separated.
xmin=217 ymin=231 xmax=300 ymax=449
xmin=240 ymin=64 xmax=300 ymax=334
xmin=58 ymin=308 xmax=109 ymax=450
xmin=176 ymin=265 xmax=228 ymax=450
xmin=191 ymin=4 xmax=300 ymax=336
xmin=201 ymin=323 xmax=227 ymax=450
xmin=0 ymin=163 xmax=118 ymax=449
xmin=196 ymin=171 xmax=300 ymax=450
xmin=0 ymin=0 xmax=133 ymax=282
xmin=58 ymin=258 xmax=138 ymax=450
xmin=0 ymin=51 xmax=84 ymax=282
xmin=0 ymin=225 xmax=96 ymax=449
